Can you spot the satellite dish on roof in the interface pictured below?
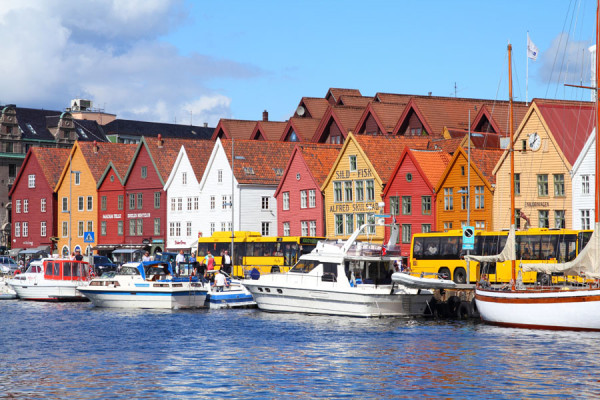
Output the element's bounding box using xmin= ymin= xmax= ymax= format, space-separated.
xmin=296 ymin=105 xmax=305 ymax=116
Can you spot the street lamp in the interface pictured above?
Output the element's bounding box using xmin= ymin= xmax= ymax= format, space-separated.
xmin=69 ymin=157 xmax=80 ymax=255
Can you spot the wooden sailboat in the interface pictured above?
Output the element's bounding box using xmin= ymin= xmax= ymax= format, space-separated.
xmin=470 ymin=2 xmax=600 ymax=331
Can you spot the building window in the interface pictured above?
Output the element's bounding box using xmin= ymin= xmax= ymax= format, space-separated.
xmin=62 ymin=197 xmax=68 ymax=212
xmin=210 ymin=222 xmax=215 ymax=235
xmin=78 ymin=221 xmax=84 ymax=237
xmin=87 ymin=196 xmax=93 ymax=211
xmin=421 ymin=224 xmax=431 ymax=233
xmin=444 ymin=188 xmax=453 ymax=211
xmin=23 ymin=199 xmax=28 ymax=213
xmin=62 ymin=221 xmax=68 ymax=237
xmin=349 ymin=155 xmax=357 ymax=172
xmin=366 ymin=214 xmax=375 ymax=234
xmin=334 ymin=182 xmax=342 ymax=202
xmin=310 ymin=221 xmax=316 ymax=236
xmin=137 ymin=219 xmax=143 ymax=236
xmin=402 ymin=196 xmax=411 ymax=215
xmin=15 ymin=200 xmax=20 ymax=214
xmin=355 ymin=181 xmax=364 ymax=202
xmin=101 ymin=196 xmax=107 ymax=211
xmin=283 ymin=222 xmax=290 ymax=237
xmin=187 ymin=197 xmax=192 ymax=211
xmin=461 ymin=166 xmax=465 ymax=176
xmin=222 ymin=195 xmax=228 ymax=210
xmin=283 ymin=192 xmax=290 ymax=210
xmin=366 ymin=180 xmax=375 ymax=201
xmin=344 ymin=182 xmax=353 ymax=202
xmin=582 ymin=175 xmax=590 ymax=195
xmin=118 ymin=195 xmax=124 ymax=210
xmin=459 ymin=187 xmax=467 ymax=210
xmin=141 ymin=166 xmax=147 ymax=179
xmin=335 ymin=215 xmax=343 ymax=235
xmin=170 ymin=198 xmax=176 ymax=211
xmin=345 ymin=214 xmax=354 ymax=235
xmin=14 ymin=222 xmax=20 ymax=237
xmin=74 ymin=172 xmax=80 ymax=185
xmin=182 ymin=172 xmax=187 ymax=185
xmin=154 ymin=218 xmax=160 ymax=235
xmin=218 ymin=170 xmax=223 ymax=183
xmin=539 ymin=210 xmax=549 ymax=228
xmin=475 ymin=186 xmax=484 ymax=209
xmin=118 ymin=221 xmax=123 ymax=236
xmin=555 ymin=210 xmax=565 ymax=229
xmin=262 ymin=197 xmax=269 ymax=210
xmin=101 ymin=221 xmax=107 ymax=236
xmin=443 ymin=222 xmax=453 ymax=231
xmin=22 ymin=222 xmax=28 ymax=237
xmin=78 ymin=196 xmax=84 ymax=211
xmin=356 ymin=214 xmax=365 ymax=230
xmin=28 ymin=174 xmax=35 ymax=188
xmin=422 ymin=196 xmax=431 ymax=215
xmin=300 ymin=190 xmax=307 ymax=208
xmin=309 ymin=190 xmax=316 ymax=208
xmin=390 ymin=196 xmax=399 ymax=215
xmin=129 ymin=194 xmax=135 ymax=209
xmin=402 ymin=224 xmax=411 ymax=244
xmin=537 ymin=174 xmax=548 ymax=196
xmin=301 ymin=221 xmax=308 ymax=236
xmin=154 ymin=192 xmax=161 ymax=209
xmin=41 ymin=198 xmax=46 ymax=213
xmin=169 ymin=222 xmax=175 ymax=237
xmin=184 ymin=221 xmax=190 ymax=236
xmin=210 ymin=196 xmax=215 ymax=210
xmin=554 ymin=174 xmax=565 ymax=197
xmin=581 ymin=209 xmax=591 ymax=230
xmin=177 ymin=198 xmax=182 ymax=211
xmin=87 ymin=220 xmax=93 ymax=233
xmin=514 ymin=173 xmax=521 ymax=196
xmin=475 ymin=221 xmax=486 ymax=229
xmin=41 ymin=221 xmax=47 ymax=237
xmin=194 ymin=197 xmax=199 ymax=210
xmin=137 ymin=193 xmax=143 ymax=209
xmin=261 ymin=222 xmax=270 ymax=236
xmin=129 ymin=219 xmax=136 ymax=236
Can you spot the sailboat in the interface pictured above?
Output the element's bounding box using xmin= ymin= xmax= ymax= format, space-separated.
xmin=469 ymin=4 xmax=600 ymax=331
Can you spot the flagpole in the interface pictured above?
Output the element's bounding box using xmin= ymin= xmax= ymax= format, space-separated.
xmin=526 ymin=32 xmax=529 ymax=106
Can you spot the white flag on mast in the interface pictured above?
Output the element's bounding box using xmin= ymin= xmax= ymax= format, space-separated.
xmin=527 ymin=33 xmax=539 ymax=60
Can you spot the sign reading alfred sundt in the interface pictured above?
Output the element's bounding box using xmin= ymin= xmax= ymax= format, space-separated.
xmin=462 ymin=226 xmax=474 ymax=250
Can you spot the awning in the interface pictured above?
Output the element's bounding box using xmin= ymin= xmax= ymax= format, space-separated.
xmin=19 ymin=249 xmax=41 ymax=255
xmin=112 ymin=248 xmax=143 ymax=254
xmin=92 ymin=244 xmax=119 ymax=251
xmin=7 ymin=248 xmax=21 ymax=257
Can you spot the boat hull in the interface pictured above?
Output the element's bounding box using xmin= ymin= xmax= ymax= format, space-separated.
xmin=244 ymin=282 xmax=431 ymax=317
xmin=77 ymin=285 xmax=207 ymax=309
xmin=10 ymin=280 xmax=88 ymax=301
xmin=475 ymin=287 xmax=600 ymax=331
xmin=206 ymin=291 xmax=256 ymax=309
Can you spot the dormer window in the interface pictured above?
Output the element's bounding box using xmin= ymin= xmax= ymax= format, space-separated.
xmin=243 ymin=167 xmax=255 ymax=175
xmin=26 ymin=123 xmax=37 ymax=135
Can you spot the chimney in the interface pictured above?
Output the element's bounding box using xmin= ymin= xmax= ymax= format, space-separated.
xmin=157 ymin=133 xmax=164 ymax=147
xmin=262 ymin=110 xmax=268 ymax=122
xmin=203 ymin=122 xmax=208 ymax=128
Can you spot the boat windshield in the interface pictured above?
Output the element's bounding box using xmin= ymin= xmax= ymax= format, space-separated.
xmin=145 ymin=266 xmax=170 ymax=277
xmin=120 ymin=266 xmax=141 ymax=276
xmin=289 ymin=260 xmax=318 ymax=273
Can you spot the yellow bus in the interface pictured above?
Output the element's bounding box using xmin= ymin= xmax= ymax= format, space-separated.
xmin=197 ymin=231 xmax=324 ymax=277
xmin=409 ymin=228 xmax=580 ymax=284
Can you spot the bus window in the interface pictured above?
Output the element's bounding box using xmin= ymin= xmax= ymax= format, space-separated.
xmin=283 ymin=243 xmax=298 ymax=266
xmin=440 ymin=237 xmax=461 ymax=259
xmin=540 ymin=235 xmax=557 ymax=260
xmin=413 ymin=237 xmax=424 ymax=258
xmin=422 ymin=237 xmax=440 ymax=260
xmin=197 ymin=244 xmax=209 ymax=257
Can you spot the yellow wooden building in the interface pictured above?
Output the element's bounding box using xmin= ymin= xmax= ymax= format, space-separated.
xmin=434 ymin=146 xmax=502 ymax=232
xmin=492 ymin=99 xmax=594 ymax=230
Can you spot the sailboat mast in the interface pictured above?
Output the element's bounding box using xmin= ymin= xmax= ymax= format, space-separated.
xmin=596 ymin=0 xmax=600 ymax=224
xmin=508 ymin=43 xmax=516 ymax=289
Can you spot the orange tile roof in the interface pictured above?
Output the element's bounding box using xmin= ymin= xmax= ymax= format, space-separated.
xmin=336 ymin=95 xmax=372 ymax=108
xmin=428 ymin=137 xmax=463 ymax=153
xmin=221 ymin=139 xmax=296 ymax=185
xmin=364 ymin=102 xmax=408 ymax=133
xmin=446 ymin=129 xmax=503 ymax=149
xmin=468 ymin=147 xmax=504 ymax=184
xmin=295 ymin=143 xmax=342 ymax=187
xmin=143 ymin=137 xmax=206 ymax=183
xmin=354 ymin=135 xmax=430 ymax=183
xmin=283 ymin=117 xmax=322 ymax=142
xmin=296 ymin=97 xmax=330 ymax=119
xmin=373 ymin=92 xmax=414 ymax=104
xmin=184 ymin=140 xmax=217 ymax=181
xmin=253 ymin=121 xmax=287 ymax=141
xmin=313 ymin=105 xmax=367 ymax=142
xmin=212 ymin=119 xmax=257 ymax=140
xmin=78 ymin=142 xmax=137 ymax=183
xmin=32 ymin=147 xmax=71 ymax=188
xmin=326 ymin=88 xmax=362 ymax=103
xmin=410 ymin=149 xmax=452 ymax=188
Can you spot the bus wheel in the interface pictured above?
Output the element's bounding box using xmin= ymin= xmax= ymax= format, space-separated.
xmin=453 ymin=267 xmax=467 ymax=284
xmin=438 ymin=267 xmax=451 ymax=280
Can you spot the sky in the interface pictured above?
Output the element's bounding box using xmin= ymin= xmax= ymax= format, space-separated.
xmin=0 ymin=0 xmax=597 ymax=127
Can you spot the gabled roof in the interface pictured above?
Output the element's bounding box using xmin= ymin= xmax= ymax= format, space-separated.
xmin=355 ymin=102 xmax=407 ymax=134
xmin=373 ymin=93 xmax=414 ymax=104
xmin=312 ymin=105 xmax=366 ymax=142
xmin=102 ymin=119 xmax=213 ymax=140
xmin=221 ymin=139 xmax=296 ymax=185
xmin=443 ymin=128 xmax=504 ymax=149
xmin=295 ymin=97 xmax=330 ymax=119
xmin=96 ymin=143 xmax=138 ymax=187
xmin=211 ymin=119 xmax=257 ymax=140
xmin=281 ymin=117 xmax=322 ymax=142
xmin=434 ymin=146 xmax=503 ymax=194
xmin=274 ymin=143 xmax=342 ymax=197
xmin=8 ymin=147 xmax=71 ymax=197
xmin=185 ymin=140 xmax=217 ymax=181
xmin=325 ymin=88 xmax=362 ymax=104
xmin=383 ymin=148 xmax=451 ymax=197
xmin=251 ymin=121 xmax=287 ymax=141
xmin=428 ymin=137 xmax=463 ymax=154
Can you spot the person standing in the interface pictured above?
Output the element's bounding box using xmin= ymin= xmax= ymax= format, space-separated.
xmin=74 ymin=250 xmax=83 ymax=261
xmin=142 ymin=251 xmax=151 ymax=262
xmin=175 ymin=249 xmax=185 ymax=276
xmin=213 ymin=271 xmax=228 ymax=292
xmin=204 ymin=250 xmax=215 ymax=271
xmin=221 ymin=250 xmax=232 ymax=275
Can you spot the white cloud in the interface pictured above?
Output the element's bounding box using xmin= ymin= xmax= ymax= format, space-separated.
xmin=0 ymin=0 xmax=261 ymax=126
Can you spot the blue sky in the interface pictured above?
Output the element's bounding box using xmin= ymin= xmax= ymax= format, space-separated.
xmin=0 ymin=0 xmax=596 ymax=127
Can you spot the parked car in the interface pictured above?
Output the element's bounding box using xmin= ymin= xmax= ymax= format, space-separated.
xmin=92 ymin=255 xmax=117 ymax=276
xmin=0 ymin=256 xmax=18 ymax=274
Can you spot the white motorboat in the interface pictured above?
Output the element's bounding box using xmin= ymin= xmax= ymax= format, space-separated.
xmin=8 ymin=258 xmax=90 ymax=301
xmin=204 ymin=270 xmax=256 ymax=309
xmin=242 ymin=224 xmax=433 ymax=317
xmin=391 ymin=271 xmax=457 ymax=290
xmin=77 ymin=261 xmax=207 ymax=309
xmin=0 ymin=276 xmax=17 ymax=299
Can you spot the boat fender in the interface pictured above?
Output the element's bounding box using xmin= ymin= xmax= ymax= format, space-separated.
xmin=457 ymin=301 xmax=471 ymax=320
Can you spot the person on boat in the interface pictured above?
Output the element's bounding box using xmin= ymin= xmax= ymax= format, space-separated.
xmin=142 ymin=251 xmax=151 ymax=262
xmin=213 ymin=271 xmax=229 ymax=292
xmin=74 ymin=250 xmax=83 ymax=261
xmin=175 ymin=250 xmax=185 ymax=275
xmin=221 ymin=250 xmax=232 ymax=275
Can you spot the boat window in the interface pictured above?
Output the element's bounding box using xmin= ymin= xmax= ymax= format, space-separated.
xmin=63 ymin=262 xmax=72 ymax=277
xmin=72 ymin=263 xmax=81 ymax=277
xmin=120 ymin=266 xmax=140 ymax=275
xmin=289 ymin=260 xmax=317 ymax=273
xmin=53 ymin=262 xmax=60 ymax=276
xmin=46 ymin=262 xmax=54 ymax=276
xmin=322 ymin=262 xmax=337 ymax=278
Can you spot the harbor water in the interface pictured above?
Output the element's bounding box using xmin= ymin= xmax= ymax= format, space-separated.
xmin=1 ymin=300 xmax=599 ymax=399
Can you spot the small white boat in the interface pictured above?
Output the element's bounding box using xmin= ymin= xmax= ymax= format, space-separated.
xmin=0 ymin=276 xmax=17 ymax=299
xmin=242 ymin=224 xmax=433 ymax=318
xmin=391 ymin=272 xmax=457 ymax=290
xmin=204 ymin=270 xmax=256 ymax=309
xmin=8 ymin=258 xmax=90 ymax=301
xmin=77 ymin=261 xmax=207 ymax=309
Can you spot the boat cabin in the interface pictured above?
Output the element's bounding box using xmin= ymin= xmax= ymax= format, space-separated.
xmin=43 ymin=259 xmax=90 ymax=281
xmin=288 ymin=257 xmax=396 ymax=285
